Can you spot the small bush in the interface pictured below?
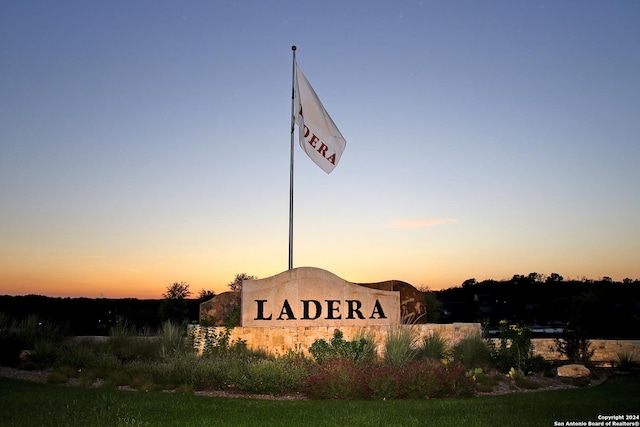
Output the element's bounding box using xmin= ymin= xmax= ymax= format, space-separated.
xmin=475 ymin=373 xmax=502 ymax=387
xmin=616 ymin=351 xmax=638 ymax=371
xmin=58 ymin=338 xmax=105 ymax=368
xmin=159 ymin=321 xmax=186 ymax=358
xmin=305 ymin=359 xmax=475 ymax=400
xmin=418 ymin=332 xmax=449 ymax=361
xmin=232 ymin=358 xmax=306 ymax=395
xmin=556 ymin=330 xmax=594 ymax=364
xmin=384 ymin=326 xmax=418 ymax=367
xmin=22 ymin=337 xmax=59 ymax=369
xmin=452 ymin=333 xmax=492 ymax=368
xmin=305 ymin=359 xmax=367 ymax=400
xmin=400 ymin=361 xmax=475 ymax=399
xmin=365 ymin=364 xmax=403 ymax=399
xmin=351 ymin=329 xmax=378 ymax=364
xmin=309 ymin=329 xmax=376 ymax=365
xmin=486 ymin=321 xmax=545 ymax=374
xmin=0 ymin=313 xmax=67 ymax=367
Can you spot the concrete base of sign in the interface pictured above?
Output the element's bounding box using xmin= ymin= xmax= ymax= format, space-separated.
xmin=190 ymin=323 xmax=483 ymax=357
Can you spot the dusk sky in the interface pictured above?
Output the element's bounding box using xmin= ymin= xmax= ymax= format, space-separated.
xmin=1 ymin=1 xmax=639 ymax=299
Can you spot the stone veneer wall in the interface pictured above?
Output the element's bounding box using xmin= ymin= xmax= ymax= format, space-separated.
xmin=190 ymin=324 xmax=640 ymax=364
xmin=527 ymin=338 xmax=640 ymax=364
xmin=190 ymin=323 xmax=482 ymax=357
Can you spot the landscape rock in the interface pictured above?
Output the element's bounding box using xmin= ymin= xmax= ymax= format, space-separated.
xmin=200 ymin=291 xmax=241 ymax=326
xmin=557 ymin=364 xmax=591 ymax=378
xmin=356 ymin=280 xmax=427 ymax=324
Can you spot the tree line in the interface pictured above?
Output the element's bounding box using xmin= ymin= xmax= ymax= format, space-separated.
xmin=434 ymin=273 xmax=640 ymax=339
xmin=0 ymin=273 xmax=638 ymax=338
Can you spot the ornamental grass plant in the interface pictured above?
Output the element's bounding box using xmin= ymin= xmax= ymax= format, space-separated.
xmin=384 ymin=325 xmax=419 ymax=367
xmin=418 ymin=332 xmax=450 ymax=361
xmin=452 ymin=333 xmax=493 ymax=369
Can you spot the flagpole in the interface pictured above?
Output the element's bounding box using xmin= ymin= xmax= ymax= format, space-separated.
xmin=288 ymin=45 xmax=297 ymax=271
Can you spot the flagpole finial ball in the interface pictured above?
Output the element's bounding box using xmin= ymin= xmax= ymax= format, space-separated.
xmin=292 ymin=45 xmax=297 ymax=51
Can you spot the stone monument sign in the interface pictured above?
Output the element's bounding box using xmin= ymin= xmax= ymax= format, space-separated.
xmin=241 ymin=267 xmax=400 ymax=327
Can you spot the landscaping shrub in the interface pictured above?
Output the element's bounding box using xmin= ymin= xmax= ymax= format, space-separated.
xmin=515 ymin=377 xmax=541 ymax=390
xmin=305 ymin=359 xmax=368 ymax=399
xmin=384 ymin=325 xmax=419 ymax=367
xmin=400 ymin=361 xmax=475 ymax=399
xmin=487 ymin=321 xmax=548 ymax=374
xmin=352 ymin=329 xmax=378 ymax=364
xmin=365 ymin=364 xmax=403 ymax=399
xmin=474 ymin=372 xmax=503 ymax=393
xmin=108 ymin=319 xmax=160 ymax=362
xmin=418 ymin=332 xmax=449 ymax=361
xmin=0 ymin=313 xmax=67 ymax=368
xmin=58 ymin=338 xmax=121 ymax=371
xmin=309 ymin=329 xmax=376 ymax=364
xmin=556 ymin=329 xmax=594 ymax=364
xmin=616 ymin=351 xmax=639 ymax=370
xmin=232 ymin=358 xmax=306 ymax=395
xmin=452 ymin=333 xmax=492 ymax=368
xmin=22 ymin=336 xmax=59 ymax=369
xmin=158 ymin=321 xmax=186 ymax=358
xmin=305 ymin=359 xmax=475 ymax=400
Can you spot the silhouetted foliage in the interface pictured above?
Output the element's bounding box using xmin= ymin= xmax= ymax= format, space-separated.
xmin=197 ymin=289 xmax=216 ymax=301
xmin=436 ymin=273 xmax=640 ymax=338
xmin=422 ymin=290 xmax=442 ymax=323
xmin=159 ymin=282 xmax=192 ymax=324
xmin=546 ymin=273 xmax=564 ymax=283
xmin=227 ymin=273 xmax=257 ymax=293
xmin=163 ymin=282 xmax=192 ymax=300
xmin=1 ymin=273 xmax=638 ymax=339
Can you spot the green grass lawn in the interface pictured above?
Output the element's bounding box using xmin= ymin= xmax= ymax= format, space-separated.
xmin=1 ymin=375 xmax=638 ymax=427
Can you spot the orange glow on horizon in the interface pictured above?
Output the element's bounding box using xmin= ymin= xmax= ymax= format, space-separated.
xmin=2 ymin=257 xmax=638 ymax=299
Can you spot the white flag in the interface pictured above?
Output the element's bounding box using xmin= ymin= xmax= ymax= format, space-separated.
xmin=294 ymin=64 xmax=346 ymax=173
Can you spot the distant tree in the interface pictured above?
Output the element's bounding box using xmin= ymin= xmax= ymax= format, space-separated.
xmin=527 ymin=272 xmax=544 ymax=283
xmin=160 ymin=281 xmax=192 ymax=323
xmin=511 ymin=274 xmax=526 ymax=283
xmin=602 ymin=276 xmax=613 ymax=283
xmin=198 ymin=289 xmax=216 ymax=301
xmin=462 ymin=278 xmax=477 ymax=288
xmin=623 ymin=278 xmax=634 ymax=284
xmin=228 ymin=273 xmax=257 ymax=293
xmin=163 ymin=282 xmax=192 ymax=300
xmin=421 ymin=289 xmax=442 ymax=323
xmin=546 ymin=273 xmax=564 ymax=283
